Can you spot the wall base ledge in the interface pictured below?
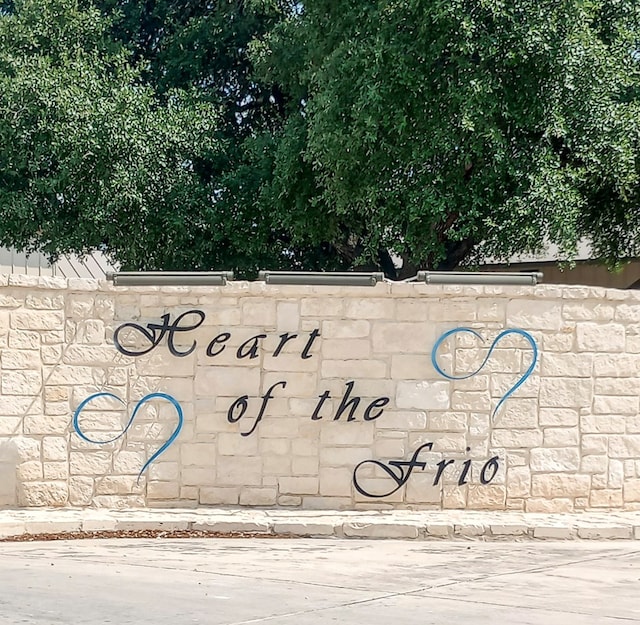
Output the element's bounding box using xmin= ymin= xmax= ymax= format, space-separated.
xmin=2 ymin=507 xmax=640 ymax=541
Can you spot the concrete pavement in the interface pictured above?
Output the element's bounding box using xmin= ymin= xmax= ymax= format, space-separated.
xmin=2 ymin=507 xmax=640 ymax=540
xmin=1 ymin=538 xmax=639 ymax=624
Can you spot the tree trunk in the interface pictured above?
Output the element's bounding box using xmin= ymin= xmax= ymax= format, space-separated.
xmin=436 ymin=238 xmax=475 ymax=270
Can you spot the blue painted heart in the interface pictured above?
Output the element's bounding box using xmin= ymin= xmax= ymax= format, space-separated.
xmin=72 ymin=392 xmax=184 ymax=482
xmin=431 ymin=327 xmax=538 ymax=417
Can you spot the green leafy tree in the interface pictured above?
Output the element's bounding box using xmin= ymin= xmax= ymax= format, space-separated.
xmin=0 ymin=0 xmax=217 ymax=269
xmin=254 ymin=0 xmax=640 ymax=276
xmin=0 ymin=0 xmax=318 ymax=272
xmin=1 ymin=0 xmax=639 ymax=277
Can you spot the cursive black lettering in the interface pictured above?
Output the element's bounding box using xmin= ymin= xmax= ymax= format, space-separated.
xmin=353 ymin=443 xmax=433 ymax=498
xmin=333 ymin=381 xmax=360 ymax=421
xmin=311 ymin=390 xmax=331 ymax=420
xmin=301 ymin=329 xmax=321 ymax=359
xmin=354 ymin=445 xmax=502 ymax=498
xmin=206 ymin=332 xmax=231 ymax=357
xmin=241 ymin=381 xmax=287 ymax=437
xmin=237 ymin=334 xmax=267 ymax=359
xmin=363 ymin=397 xmax=389 ymax=421
xmin=273 ymin=332 xmax=298 ymax=357
xmin=480 ymin=455 xmax=500 ymax=484
xmin=458 ymin=451 xmax=472 ymax=486
xmin=227 ymin=396 xmax=249 ymax=423
xmin=113 ymin=310 xmax=205 ymax=357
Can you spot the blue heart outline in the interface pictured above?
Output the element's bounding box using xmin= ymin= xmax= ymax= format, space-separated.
xmin=72 ymin=392 xmax=184 ymax=482
xmin=431 ymin=327 xmax=538 ymax=417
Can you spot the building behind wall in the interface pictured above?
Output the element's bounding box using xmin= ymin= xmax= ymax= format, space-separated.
xmin=474 ymin=241 xmax=640 ymax=290
xmin=484 ymin=258 xmax=640 ymax=290
xmin=0 ymin=247 xmax=115 ymax=280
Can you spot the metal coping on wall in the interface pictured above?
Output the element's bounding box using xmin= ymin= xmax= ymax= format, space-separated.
xmin=106 ymin=270 xmax=544 ymax=287
xmin=417 ymin=271 xmax=544 ymax=286
xmin=258 ymin=271 xmax=385 ymax=286
xmin=106 ymin=271 xmax=235 ymax=286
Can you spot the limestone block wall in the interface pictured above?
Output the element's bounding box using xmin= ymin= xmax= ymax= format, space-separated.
xmin=0 ymin=274 xmax=638 ymax=511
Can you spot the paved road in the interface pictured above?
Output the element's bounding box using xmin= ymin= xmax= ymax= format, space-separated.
xmin=0 ymin=538 xmax=639 ymax=624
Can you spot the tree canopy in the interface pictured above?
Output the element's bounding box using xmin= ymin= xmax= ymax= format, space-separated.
xmin=1 ymin=0 xmax=639 ymax=277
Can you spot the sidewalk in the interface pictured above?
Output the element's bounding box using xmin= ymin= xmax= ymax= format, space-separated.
xmin=2 ymin=507 xmax=640 ymax=540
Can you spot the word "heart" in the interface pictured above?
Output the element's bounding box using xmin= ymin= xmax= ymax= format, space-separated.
xmin=431 ymin=327 xmax=538 ymax=417
xmin=72 ymin=392 xmax=184 ymax=482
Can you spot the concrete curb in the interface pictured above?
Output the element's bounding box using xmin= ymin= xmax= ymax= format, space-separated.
xmin=2 ymin=508 xmax=640 ymax=540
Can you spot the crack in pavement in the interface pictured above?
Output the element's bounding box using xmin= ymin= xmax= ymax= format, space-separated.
xmin=411 ymin=593 xmax=640 ymax=623
xmin=404 ymin=548 xmax=640 ymax=592
xmin=219 ymin=591 xmax=407 ymax=625
xmin=2 ymin=544 xmax=639 ymax=625
xmin=211 ymin=550 xmax=640 ymax=624
xmin=0 ymin=553 xmax=386 ymax=593
xmin=219 ymin=584 xmax=640 ymax=625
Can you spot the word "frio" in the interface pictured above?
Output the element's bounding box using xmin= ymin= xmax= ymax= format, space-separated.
xmin=353 ymin=443 xmax=500 ymax=498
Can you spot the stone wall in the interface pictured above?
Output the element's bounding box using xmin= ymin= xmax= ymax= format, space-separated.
xmin=0 ymin=274 xmax=638 ymax=512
